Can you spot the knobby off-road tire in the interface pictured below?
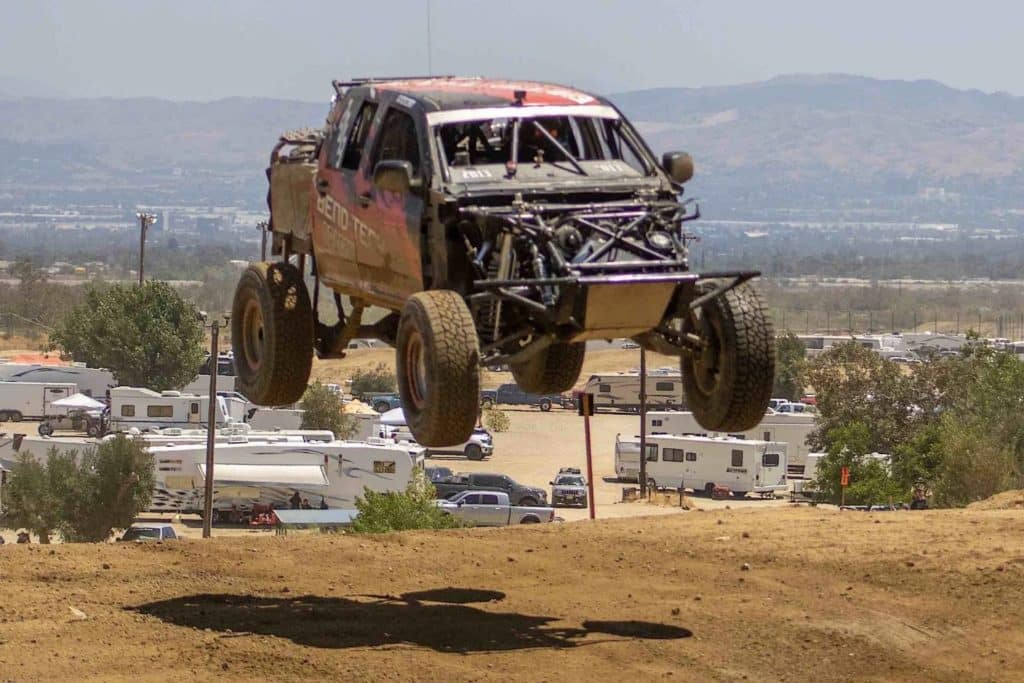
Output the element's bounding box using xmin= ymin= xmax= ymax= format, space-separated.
xmin=681 ymin=282 xmax=774 ymax=432
xmin=396 ymin=290 xmax=480 ymax=448
xmin=232 ymin=262 xmax=314 ymax=406
xmin=510 ymin=342 xmax=585 ymax=394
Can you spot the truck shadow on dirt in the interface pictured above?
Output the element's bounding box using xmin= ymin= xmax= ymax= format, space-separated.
xmin=132 ymin=587 xmax=691 ymax=652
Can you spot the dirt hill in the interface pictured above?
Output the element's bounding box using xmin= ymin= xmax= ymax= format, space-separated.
xmin=1 ymin=507 xmax=1022 ymax=681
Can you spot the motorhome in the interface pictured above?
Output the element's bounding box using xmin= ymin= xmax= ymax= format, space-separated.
xmin=108 ymin=387 xmax=246 ymax=432
xmin=0 ymin=381 xmax=77 ymax=421
xmin=613 ymin=433 xmax=657 ymax=482
xmin=634 ymin=434 xmax=788 ymax=497
xmin=580 ymin=373 xmax=684 ymax=412
xmin=645 ymin=409 xmax=816 ymax=478
xmin=0 ymin=363 xmax=115 ymax=398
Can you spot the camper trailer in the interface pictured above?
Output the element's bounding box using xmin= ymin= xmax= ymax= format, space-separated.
xmin=581 ymin=373 xmax=684 ymax=412
xmin=0 ymin=363 xmax=115 ymax=398
xmin=637 ymin=434 xmax=788 ymax=497
xmin=646 ymin=409 xmax=816 ymax=478
xmin=109 ymin=387 xmax=244 ymax=432
xmin=613 ymin=434 xmax=657 ymax=482
xmin=0 ymin=382 xmax=77 ymax=421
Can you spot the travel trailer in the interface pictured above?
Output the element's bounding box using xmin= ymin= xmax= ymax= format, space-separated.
xmin=108 ymin=387 xmax=246 ymax=432
xmin=0 ymin=363 xmax=115 ymax=399
xmin=636 ymin=434 xmax=787 ymax=497
xmin=645 ymin=409 xmax=816 ymax=478
xmin=0 ymin=433 xmax=423 ymax=519
xmin=0 ymin=381 xmax=77 ymax=421
xmin=613 ymin=434 xmax=656 ymax=482
xmin=580 ymin=373 xmax=684 ymax=412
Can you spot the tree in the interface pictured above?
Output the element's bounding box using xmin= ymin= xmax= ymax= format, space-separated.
xmin=351 ymin=468 xmax=460 ymax=534
xmin=60 ymin=436 xmax=155 ymax=543
xmin=300 ymin=381 xmax=356 ymax=438
xmin=350 ymin=362 xmax=396 ymax=396
xmin=811 ymin=421 xmax=903 ymax=506
xmin=0 ymin=449 xmax=73 ymax=544
xmin=49 ymin=280 xmax=205 ymax=391
xmin=773 ymin=332 xmax=806 ymax=400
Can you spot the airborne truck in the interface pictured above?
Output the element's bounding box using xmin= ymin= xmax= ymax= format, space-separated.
xmin=231 ymin=77 xmax=775 ymax=447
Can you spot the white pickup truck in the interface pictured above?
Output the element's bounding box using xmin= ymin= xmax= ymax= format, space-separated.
xmin=436 ymin=490 xmax=555 ymax=526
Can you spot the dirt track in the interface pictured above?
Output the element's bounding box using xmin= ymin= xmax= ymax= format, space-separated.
xmin=2 ymin=506 xmax=1023 ymax=681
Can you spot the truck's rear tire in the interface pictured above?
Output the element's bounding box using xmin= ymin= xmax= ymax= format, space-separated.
xmin=10 ymin=410 xmax=22 ymax=422
xmin=510 ymin=342 xmax=585 ymax=394
xmin=681 ymin=282 xmax=774 ymax=432
xmin=396 ymin=291 xmax=480 ymax=447
xmin=231 ymin=262 xmax=314 ymax=406
xmin=539 ymin=398 xmax=552 ymax=412
xmin=38 ymin=422 xmax=53 ymax=436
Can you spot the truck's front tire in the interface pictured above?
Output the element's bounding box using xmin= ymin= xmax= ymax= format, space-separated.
xmin=231 ymin=262 xmax=313 ymax=406
xmin=681 ymin=282 xmax=775 ymax=432
xmin=510 ymin=342 xmax=585 ymax=394
xmin=396 ymin=291 xmax=480 ymax=447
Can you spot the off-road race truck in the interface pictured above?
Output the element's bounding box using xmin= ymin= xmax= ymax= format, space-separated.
xmin=232 ymin=77 xmax=775 ymax=448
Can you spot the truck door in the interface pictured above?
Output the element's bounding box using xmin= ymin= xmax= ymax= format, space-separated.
xmin=478 ymin=492 xmax=505 ymax=526
xmin=358 ymin=102 xmax=427 ymax=304
xmin=313 ymin=95 xmax=379 ymax=297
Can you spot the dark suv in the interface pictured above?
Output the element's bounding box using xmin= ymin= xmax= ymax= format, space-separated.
xmin=232 ymin=77 xmax=775 ymax=448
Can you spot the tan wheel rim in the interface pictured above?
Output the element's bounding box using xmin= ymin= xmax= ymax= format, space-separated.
xmin=242 ymin=298 xmax=265 ymax=372
xmin=405 ymin=330 xmax=427 ymax=409
xmin=689 ymin=309 xmax=723 ymax=397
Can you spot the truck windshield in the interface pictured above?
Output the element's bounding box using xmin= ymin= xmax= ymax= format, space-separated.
xmin=556 ymin=476 xmax=585 ymax=486
xmin=122 ymin=527 xmax=161 ymax=541
xmin=433 ymin=113 xmax=649 ymax=179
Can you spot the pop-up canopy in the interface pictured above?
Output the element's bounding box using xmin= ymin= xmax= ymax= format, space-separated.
xmin=50 ymin=393 xmax=105 ymax=410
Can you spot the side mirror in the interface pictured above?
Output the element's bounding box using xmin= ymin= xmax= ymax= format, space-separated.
xmin=373 ymin=160 xmax=422 ymax=193
xmin=662 ymin=151 xmax=694 ymax=184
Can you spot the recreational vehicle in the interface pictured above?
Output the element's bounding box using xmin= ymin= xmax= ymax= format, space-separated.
xmin=108 ymin=387 xmax=245 ymax=432
xmin=646 ymin=409 xmax=816 ymax=478
xmin=0 ymin=363 xmax=115 ymax=398
xmin=613 ymin=434 xmax=657 ymax=482
xmin=581 ymin=373 xmax=684 ymax=412
xmin=0 ymin=381 xmax=77 ymax=421
xmin=638 ymin=434 xmax=788 ymax=497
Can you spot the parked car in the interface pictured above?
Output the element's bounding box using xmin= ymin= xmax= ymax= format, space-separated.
xmin=436 ymin=491 xmax=555 ymax=526
xmin=425 ymin=426 xmax=493 ymax=460
xmin=621 ymin=340 xmax=640 ymax=350
xmin=433 ymin=472 xmax=548 ymax=506
xmin=550 ymin=467 xmax=588 ymax=508
xmin=120 ymin=523 xmax=179 ymax=542
xmin=479 ymin=383 xmax=571 ymax=412
xmin=425 ymin=466 xmax=455 ymax=484
xmin=358 ymin=392 xmax=402 ymax=413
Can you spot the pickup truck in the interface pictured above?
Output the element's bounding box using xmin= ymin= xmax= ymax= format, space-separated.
xmin=433 ymin=472 xmax=548 ymax=507
xmin=479 ymin=383 xmax=571 ymax=412
xmin=437 ymin=491 xmax=555 ymax=526
xmin=357 ymin=392 xmax=403 ymax=413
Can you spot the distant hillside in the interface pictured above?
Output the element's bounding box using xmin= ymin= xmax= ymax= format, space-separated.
xmin=1 ymin=74 xmax=1023 ymax=214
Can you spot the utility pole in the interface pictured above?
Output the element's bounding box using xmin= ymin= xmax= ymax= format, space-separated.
xmin=257 ymin=220 xmax=269 ymax=261
xmin=639 ymin=347 xmax=648 ymax=497
xmin=202 ymin=320 xmax=220 ymax=539
xmin=136 ymin=212 xmax=156 ymax=286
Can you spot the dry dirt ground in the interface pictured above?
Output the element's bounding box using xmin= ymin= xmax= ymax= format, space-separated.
xmin=2 ymin=507 xmax=1024 ymax=681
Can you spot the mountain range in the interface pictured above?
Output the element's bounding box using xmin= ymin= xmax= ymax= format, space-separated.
xmin=2 ymin=74 xmax=1023 ymax=217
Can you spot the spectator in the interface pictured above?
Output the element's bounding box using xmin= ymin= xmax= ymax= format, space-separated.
xmin=301 ymin=498 xmax=312 ymax=510
xmin=289 ymin=490 xmax=302 ymax=509
xmin=16 ymin=530 xmax=30 ymax=544
xmin=319 ymin=496 xmax=328 ymax=510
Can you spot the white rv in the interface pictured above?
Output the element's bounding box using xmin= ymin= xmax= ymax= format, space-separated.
xmin=0 ymin=363 xmax=115 ymax=399
xmin=146 ymin=439 xmax=419 ymax=516
xmin=613 ymin=433 xmax=657 ymax=482
xmin=0 ymin=381 xmax=77 ymax=421
xmin=646 ymin=409 xmax=816 ymax=478
xmin=109 ymin=387 xmax=244 ymax=431
xmin=581 ymin=373 xmax=684 ymax=412
xmin=638 ymin=434 xmax=787 ymax=497
xmin=247 ymin=407 xmax=304 ymax=431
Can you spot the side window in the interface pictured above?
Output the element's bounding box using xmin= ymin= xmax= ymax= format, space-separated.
xmin=462 ymin=494 xmax=480 ymax=505
xmin=371 ymin=107 xmax=421 ymax=175
xmin=763 ymin=453 xmax=780 ymax=467
xmin=655 ymin=381 xmax=674 ymax=392
xmin=652 ymin=419 xmax=663 ymax=427
xmin=685 ymin=451 xmax=697 ymax=462
xmin=763 ymin=431 xmax=772 ymax=441
xmin=599 ymin=383 xmax=612 ymax=393
xmin=646 ymin=445 xmax=658 ymax=462
xmin=147 ymin=405 xmax=173 ymax=418
xmin=121 ymin=404 xmax=135 ymax=417
xmin=731 ymin=450 xmax=744 ymax=467
xmin=341 ymin=101 xmax=378 ymax=171
xmin=481 ymin=494 xmax=500 ymax=505
xmin=190 ymin=402 xmax=200 ymax=415
xmin=663 ymin=448 xmax=684 ymax=463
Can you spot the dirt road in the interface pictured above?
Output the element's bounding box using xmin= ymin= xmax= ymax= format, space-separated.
xmin=1 ymin=506 xmax=1022 ymax=681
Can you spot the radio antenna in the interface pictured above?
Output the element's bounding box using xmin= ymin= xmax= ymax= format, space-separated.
xmin=426 ymin=0 xmax=433 ymax=75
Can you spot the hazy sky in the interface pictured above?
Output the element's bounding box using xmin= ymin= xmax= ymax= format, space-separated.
xmin=1 ymin=0 xmax=1020 ymax=101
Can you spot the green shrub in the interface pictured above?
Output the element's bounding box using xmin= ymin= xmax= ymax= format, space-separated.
xmin=483 ymin=407 xmax=510 ymax=432
xmin=351 ymin=468 xmax=460 ymax=534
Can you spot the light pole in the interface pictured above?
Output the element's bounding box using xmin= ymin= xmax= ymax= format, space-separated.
xmin=201 ymin=314 xmax=230 ymax=539
xmin=136 ymin=212 xmax=157 ymax=285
